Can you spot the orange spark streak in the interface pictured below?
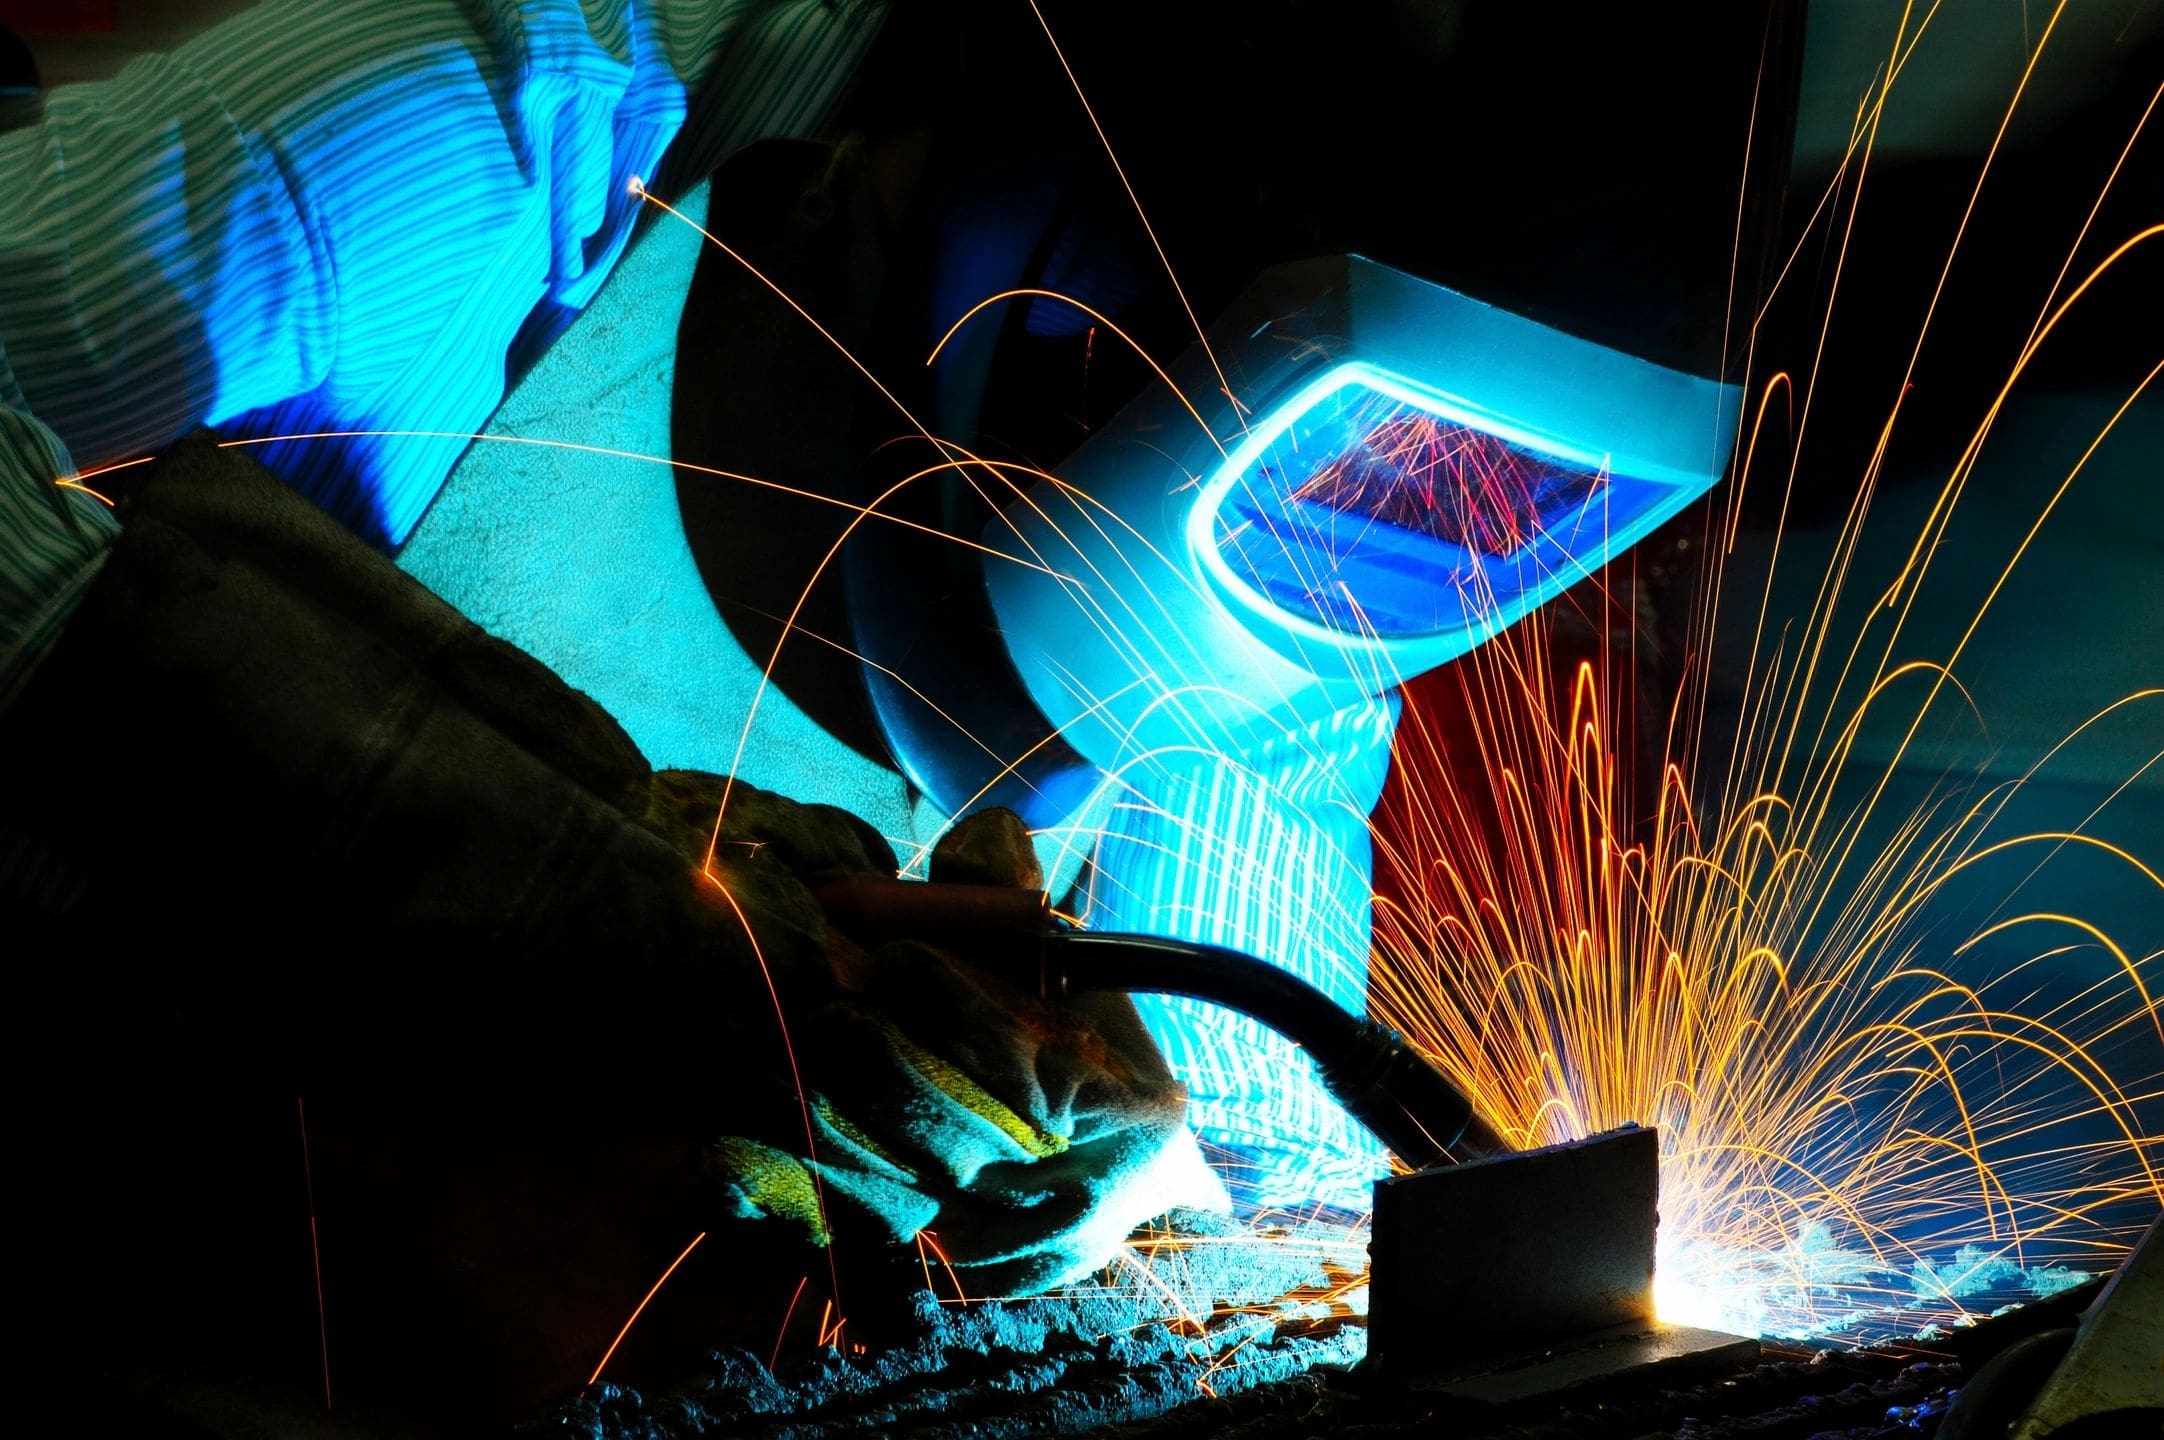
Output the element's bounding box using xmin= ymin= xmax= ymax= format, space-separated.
xmin=915 ymin=1229 xmax=970 ymax=1304
xmin=61 ymin=452 xmax=156 ymax=486
xmin=297 ymin=1096 xmax=331 ymax=1412
xmin=701 ymin=874 xmax=842 ymax=1313
xmin=586 ymin=1231 xmax=706 ymax=1387
xmin=926 ymin=289 xmax=1228 ymax=459
xmin=770 ymin=1275 xmax=809 ymax=1373
xmin=54 ymin=477 xmax=115 ymax=506
xmin=1024 ymin=0 xmax=1244 ymax=424
xmin=816 ymin=1298 xmax=847 ymax=1350
xmin=211 ymin=431 xmax=1054 ymax=575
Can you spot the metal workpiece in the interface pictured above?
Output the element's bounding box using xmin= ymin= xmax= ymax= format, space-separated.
xmin=1366 ymin=1126 xmax=1758 ymax=1398
xmin=1369 ymin=1127 xmax=1657 ymax=1377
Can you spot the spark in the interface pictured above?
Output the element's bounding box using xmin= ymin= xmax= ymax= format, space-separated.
xmin=54 ymin=476 xmax=116 ymax=505
xmin=212 ymin=431 xmax=1057 ymax=573
xmin=702 ymin=872 xmax=845 ymax=1320
xmin=928 ymin=288 xmax=1230 ymax=459
xmin=770 ymin=1275 xmax=808 ymax=1373
xmin=68 ymin=453 xmax=156 ymax=480
xmin=587 ymin=1230 xmax=706 ymax=1387
xmin=815 ymin=1297 xmax=847 ymax=1350
xmin=297 ymin=1096 xmax=332 ymax=1412
xmin=915 ymin=1229 xmax=971 ymax=1304
xmin=1023 ymin=0 xmax=1244 ymax=423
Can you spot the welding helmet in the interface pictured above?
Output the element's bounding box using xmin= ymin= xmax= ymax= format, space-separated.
xmin=836 ymin=0 xmax=1806 ymax=830
xmin=981 ymin=254 xmax=1742 ymax=773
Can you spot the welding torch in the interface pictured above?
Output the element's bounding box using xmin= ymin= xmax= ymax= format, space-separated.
xmin=816 ymin=876 xmax=1510 ymax=1171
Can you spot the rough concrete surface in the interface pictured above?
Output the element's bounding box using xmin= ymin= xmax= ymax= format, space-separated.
xmin=521 ymin=1214 xmax=2108 ymax=1440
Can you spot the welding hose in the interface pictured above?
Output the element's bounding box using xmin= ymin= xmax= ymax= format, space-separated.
xmin=1044 ymin=928 xmax=1510 ymax=1169
xmin=815 ymin=878 xmax=1510 ymax=1172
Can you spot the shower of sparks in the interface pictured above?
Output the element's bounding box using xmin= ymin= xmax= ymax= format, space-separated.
xmin=1338 ymin=11 xmax=2162 ymax=1336
xmin=81 ymin=0 xmax=2146 ymax=1378
xmin=1367 ymin=595 xmax=2159 ymax=1341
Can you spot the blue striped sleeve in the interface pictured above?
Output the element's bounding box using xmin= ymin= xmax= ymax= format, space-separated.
xmin=0 ymin=0 xmax=885 ymax=688
xmin=0 ymin=399 xmax=118 ymax=708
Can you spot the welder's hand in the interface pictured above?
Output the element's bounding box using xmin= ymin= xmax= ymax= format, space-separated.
xmin=641 ymin=767 xmax=903 ymax=991
xmin=645 ymin=790 xmax=1223 ymax=1295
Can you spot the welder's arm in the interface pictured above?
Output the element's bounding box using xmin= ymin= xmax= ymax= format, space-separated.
xmin=0 ymin=0 xmax=884 ymax=545
xmin=1 ymin=436 xmax=1211 ymax=1293
xmin=1 ymin=435 xmax=843 ymax=1117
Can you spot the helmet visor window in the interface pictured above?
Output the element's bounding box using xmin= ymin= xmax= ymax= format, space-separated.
xmin=1211 ymin=377 xmax=1621 ymax=638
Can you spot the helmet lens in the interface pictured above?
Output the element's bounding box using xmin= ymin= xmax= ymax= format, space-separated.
xmin=1211 ymin=373 xmax=1639 ymax=638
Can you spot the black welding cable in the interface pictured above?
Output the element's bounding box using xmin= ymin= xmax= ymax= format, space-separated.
xmin=1042 ymin=929 xmax=1510 ymax=1170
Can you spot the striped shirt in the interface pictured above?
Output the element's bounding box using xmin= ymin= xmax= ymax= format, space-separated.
xmin=1088 ymin=697 xmax=1403 ymax=1212
xmin=0 ymin=0 xmax=884 ymax=705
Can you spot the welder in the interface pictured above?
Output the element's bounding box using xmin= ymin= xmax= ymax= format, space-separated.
xmin=0 ymin=1 xmax=1219 ymax=1429
xmin=2 ymin=0 xmax=1802 ymax=1430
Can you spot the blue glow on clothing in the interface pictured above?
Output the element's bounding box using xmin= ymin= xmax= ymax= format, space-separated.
xmin=1 ymin=0 xmax=885 ymax=552
xmin=397 ymin=180 xmax=915 ymax=835
xmin=1085 ymin=696 xmax=1400 ymax=1213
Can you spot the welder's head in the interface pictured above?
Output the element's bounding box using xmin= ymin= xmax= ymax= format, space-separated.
xmin=761 ymin=1 xmax=1809 ymax=819
xmin=981 ymin=254 xmax=1743 ymax=769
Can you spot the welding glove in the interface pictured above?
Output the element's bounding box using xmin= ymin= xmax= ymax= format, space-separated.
xmin=644 ymin=790 xmax=1227 ymax=1295
xmin=0 ymin=434 xmax=913 ymax=1422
